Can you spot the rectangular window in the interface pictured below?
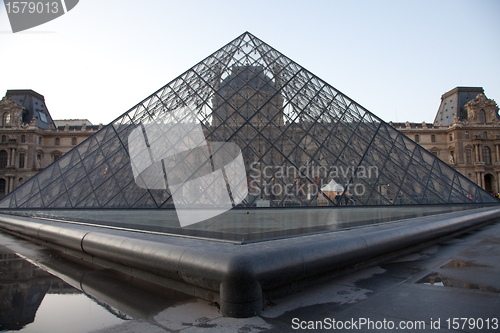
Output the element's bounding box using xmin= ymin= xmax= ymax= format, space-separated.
xmin=465 ymin=149 xmax=472 ymax=165
xmin=415 ymin=135 xmax=419 ymax=142
xmin=483 ymin=146 xmax=491 ymax=165
xmin=19 ymin=153 xmax=25 ymax=169
xmin=53 ymin=154 xmax=60 ymax=162
xmin=431 ymin=135 xmax=435 ymax=143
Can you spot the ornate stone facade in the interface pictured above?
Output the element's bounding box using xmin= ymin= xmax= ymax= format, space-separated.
xmin=395 ymin=87 xmax=500 ymax=194
xmin=0 ymin=90 xmax=101 ymax=198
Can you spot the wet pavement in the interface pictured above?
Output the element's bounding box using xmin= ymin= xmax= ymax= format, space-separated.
xmin=1 ymin=219 xmax=500 ymax=332
xmin=0 ymin=241 xmax=126 ymax=332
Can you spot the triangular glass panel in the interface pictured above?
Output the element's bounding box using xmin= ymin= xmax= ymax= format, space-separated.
xmin=100 ymin=125 xmax=118 ymax=146
xmin=120 ymin=180 xmax=151 ymax=207
xmin=398 ymin=175 xmax=425 ymax=204
xmin=0 ymin=31 xmax=497 ymax=214
xmin=131 ymin=192 xmax=158 ymax=208
xmin=103 ymin=192 xmax=128 ymax=208
xmin=22 ymin=191 xmax=43 ymax=208
xmin=76 ymin=192 xmax=100 ymax=208
xmin=68 ymin=178 xmax=94 ymax=207
xmin=87 ymin=162 xmax=113 ymax=190
xmin=40 ymin=176 xmax=67 ymax=207
xmin=0 ymin=196 xmax=11 ymax=208
xmin=47 ymin=192 xmax=73 ymax=208
xmin=78 ymin=136 xmax=99 ymax=160
xmin=11 ymin=178 xmax=35 ymax=206
xmin=63 ymin=161 xmax=87 ymax=191
xmin=390 ymin=187 xmax=414 ymax=205
xmin=95 ymin=177 xmax=122 ymax=207
xmin=363 ymin=187 xmax=392 ymax=206
xmin=57 ymin=150 xmax=78 ymax=175
xmin=93 ymin=126 xmax=108 ymax=144
xmin=36 ymin=164 xmax=58 ymax=190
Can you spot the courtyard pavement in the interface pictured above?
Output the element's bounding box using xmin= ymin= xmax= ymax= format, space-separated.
xmin=1 ymin=219 xmax=499 ymax=333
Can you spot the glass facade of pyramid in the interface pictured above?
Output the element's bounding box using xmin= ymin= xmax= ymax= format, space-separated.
xmin=0 ymin=32 xmax=497 ymax=242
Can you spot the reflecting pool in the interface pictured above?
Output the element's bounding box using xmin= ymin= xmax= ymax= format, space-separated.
xmin=1 ymin=204 xmax=492 ymax=243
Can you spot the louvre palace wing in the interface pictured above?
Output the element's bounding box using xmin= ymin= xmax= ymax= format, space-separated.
xmin=1 ymin=32 xmax=497 ymax=210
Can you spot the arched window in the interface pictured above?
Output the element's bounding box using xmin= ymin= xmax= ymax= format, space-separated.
xmin=72 ymin=137 xmax=77 ymax=145
xmin=464 ymin=131 xmax=469 ymax=140
xmin=431 ymin=134 xmax=435 ymax=143
xmin=2 ymin=113 xmax=10 ymax=126
xmin=0 ymin=150 xmax=7 ymax=168
xmin=0 ymin=178 xmax=5 ymax=197
xmin=55 ymin=137 xmax=60 ymax=145
xmin=478 ymin=109 xmax=486 ymax=123
xmin=21 ymin=135 xmax=26 ymax=143
xmin=483 ymin=146 xmax=491 ymax=165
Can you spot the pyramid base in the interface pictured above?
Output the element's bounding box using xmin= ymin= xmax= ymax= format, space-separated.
xmin=1 ymin=207 xmax=500 ymax=318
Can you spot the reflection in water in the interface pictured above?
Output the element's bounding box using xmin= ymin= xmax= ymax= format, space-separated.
xmin=440 ymin=259 xmax=489 ymax=269
xmin=18 ymin=294 xmax=125 ymax=333
xmin=0 ymin=246 xmax=67 ymax=331
xmin=417 ymin=272 xmax=500 ymax=293
xmin=0 ymin=241 xmax=195 ymax=332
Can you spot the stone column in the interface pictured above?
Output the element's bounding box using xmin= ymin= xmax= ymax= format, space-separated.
xmin=496 ymin=145 xmax=500 ymax=163
xmin=497 ymin=172 xmax=500 ymax=193
xmin=11 ymin=148 xmax=16 ymax=167
xmin=8 ymin=176 xmax=14 ymax=193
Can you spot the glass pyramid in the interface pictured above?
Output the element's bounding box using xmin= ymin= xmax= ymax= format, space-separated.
xmin=0 ymin=32 xmax=497 ymax=215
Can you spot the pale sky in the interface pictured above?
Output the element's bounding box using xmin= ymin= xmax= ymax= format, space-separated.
xmin=1 ymin=0 xmax=499 ymax=125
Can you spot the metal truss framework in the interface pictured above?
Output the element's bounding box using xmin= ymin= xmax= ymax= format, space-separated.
xmin=0 ymin=32 xmax=497 ymax=210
